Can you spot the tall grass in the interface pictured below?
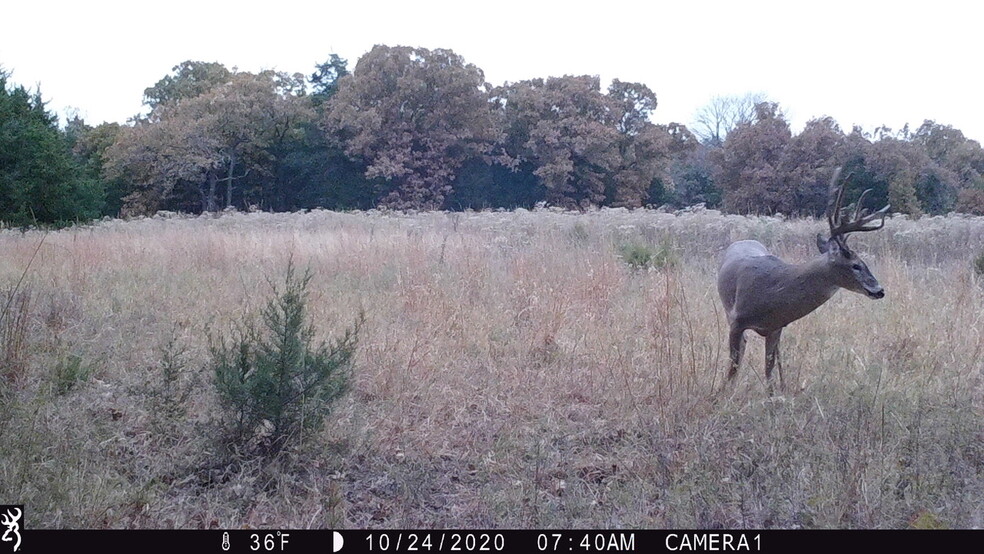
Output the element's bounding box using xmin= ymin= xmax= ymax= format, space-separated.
xmin=0 ymin=207 xmax=981 ymax=528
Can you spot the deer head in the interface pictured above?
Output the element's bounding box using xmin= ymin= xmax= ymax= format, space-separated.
xmin=815 ymin=167 xmax=890 ymax=299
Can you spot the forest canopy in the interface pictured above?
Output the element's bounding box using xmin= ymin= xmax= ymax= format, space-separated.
xmin=3 ymin=45 xmax=984 ymax=226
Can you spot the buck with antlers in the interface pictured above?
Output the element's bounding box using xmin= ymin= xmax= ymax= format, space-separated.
xmin=717 ymin=168 xmax=890 ymax=391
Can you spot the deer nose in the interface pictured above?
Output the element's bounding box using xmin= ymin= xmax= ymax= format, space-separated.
xmin=870 ymin=288 xmax=885 ymax=299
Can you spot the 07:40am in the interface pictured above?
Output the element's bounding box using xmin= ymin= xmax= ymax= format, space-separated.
xmin=537 ymin=533 xmax=635 ymax=552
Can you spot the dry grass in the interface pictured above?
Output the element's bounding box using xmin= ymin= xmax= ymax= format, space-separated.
xmin=0 ymin=207 xmax=981 ymax=529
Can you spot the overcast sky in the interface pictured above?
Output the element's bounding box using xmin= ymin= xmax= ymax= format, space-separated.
xmin=2 ymin=1 xmax=981 ymax=142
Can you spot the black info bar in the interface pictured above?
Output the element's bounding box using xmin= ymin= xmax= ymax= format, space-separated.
xmin=14 ymin=528 xmax=973 ymax=553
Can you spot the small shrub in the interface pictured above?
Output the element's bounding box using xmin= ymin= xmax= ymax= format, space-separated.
xmin=210 ymin=261 xmax=360 ymax=456
xmin=52 ymin=353 xmax=92 ymax=395
xmin=909 ymin=510 xmax=946 ymax=529
xmin=973 ymin=250 xmax=984 ymax=278
xmin=146 ymin=327 xmax=195 ymax=427
xmin=617 ymin=241 xmax=677 ymax=271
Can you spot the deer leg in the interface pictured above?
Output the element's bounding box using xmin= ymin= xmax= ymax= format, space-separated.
xmin=727 ymin=326 xmax=746 ymax=381
xmin=765 ymin=328 xmax=784 ymax=392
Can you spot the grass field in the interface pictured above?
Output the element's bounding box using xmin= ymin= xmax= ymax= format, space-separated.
xmin=1 ymin=206 xmax=982 ymax=529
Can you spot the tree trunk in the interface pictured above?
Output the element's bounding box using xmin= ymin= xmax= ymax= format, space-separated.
xmin=226 ymin=151 xmax=236 ymax=209
xmin=205 ymin=169 xmax=218 ymax=212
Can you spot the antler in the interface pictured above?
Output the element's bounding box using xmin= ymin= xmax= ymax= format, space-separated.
xmin=826 ymin=167 xmax=890 ymax=240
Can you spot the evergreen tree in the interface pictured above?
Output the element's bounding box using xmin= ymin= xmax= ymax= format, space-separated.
xmin=0 ymin=70 xmax=103 ymax=226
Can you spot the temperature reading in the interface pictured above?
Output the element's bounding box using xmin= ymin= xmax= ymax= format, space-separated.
xmin=250 ymin=531 xmax=291 ymax=551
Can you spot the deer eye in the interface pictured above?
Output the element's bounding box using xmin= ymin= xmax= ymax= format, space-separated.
xmin=851 ymin=264 xmax=862 ymax=271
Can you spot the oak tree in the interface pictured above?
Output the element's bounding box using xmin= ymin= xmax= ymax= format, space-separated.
xmin=493 ymin=76 xmax=674 ymax=208
xmin=107 ymin=71 xmax=314 ymax=214
xmin=715 ymin=102 xmax=791 ymax=214
xmin=323 ymin=45 xmax=497 ymax=209
xmin=777 ymin=117 xmax=849 ymax=215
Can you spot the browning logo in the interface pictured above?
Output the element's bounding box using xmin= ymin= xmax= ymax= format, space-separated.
xmin=0 ymin=506 xmax=21 ymax=552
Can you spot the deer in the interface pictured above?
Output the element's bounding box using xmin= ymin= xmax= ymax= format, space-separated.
xmin=717 ymin=167 xmax=890 ymax=392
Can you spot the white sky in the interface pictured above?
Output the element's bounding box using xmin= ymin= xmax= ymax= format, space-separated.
xmin=2 ymin=1 xmax=982 ymax=142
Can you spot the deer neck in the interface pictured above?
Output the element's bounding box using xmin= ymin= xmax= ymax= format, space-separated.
xmin=779 ymin=255 xmax=842 ymax=320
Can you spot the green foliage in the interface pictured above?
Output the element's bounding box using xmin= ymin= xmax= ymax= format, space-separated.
xmin=52 ymin=353 xmax=92 ymax=395
xmin=263 ymin=120 xmax=376 ymax=212
xmin=65 ymin=118 xmax=125 ymax=217
xmin=145 ymin=328 xmax=195 ymax=426
xmin=310 ymin=54 xmax=349 ymax=104
xmin=617 ymin=241 xmax=677 ymax=271
xmin=909 ymin=510 xmax=946 ymax=529
xmin=0 ymin=71 xmax=104 ymax=226
xmin=210 ymin=262 xmax=360 ymax=456
xmin=444 ymin=158 xmax=544 ymax=210
xmin=142 ymin=61 xmax=232 ymax=109
xmin=646 ymin=178 xmax=669 ymax=207
xmin=669 ymin=144 xmax=721 ymax=208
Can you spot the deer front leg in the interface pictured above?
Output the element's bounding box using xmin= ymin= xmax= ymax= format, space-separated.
xmin=765 ymin=328 xmax=784 ymax=392
xmin=727 ymin=326 xmax=746 ymax=382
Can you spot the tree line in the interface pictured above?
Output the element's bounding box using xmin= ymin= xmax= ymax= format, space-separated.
xmin=3 ymin=45 xmax=984 ymax=226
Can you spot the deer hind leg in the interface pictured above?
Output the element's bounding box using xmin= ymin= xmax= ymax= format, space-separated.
xmin=727 ymin=326 xmax=746 ymax=381
xmin=765 ymin=328 xmax=784 ymax=392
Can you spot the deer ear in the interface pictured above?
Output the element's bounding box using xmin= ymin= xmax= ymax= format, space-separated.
xmin=816 ymin=234 xmax=829 ymax=253
xmin=825 ymin=237 xmax=848 ymax=258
